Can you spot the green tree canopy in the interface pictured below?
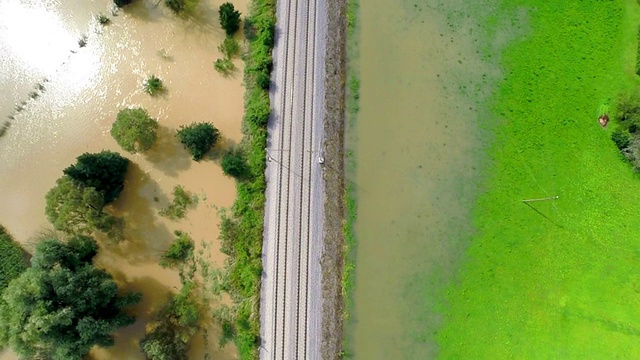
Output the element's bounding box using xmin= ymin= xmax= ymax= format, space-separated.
xmin=0 ymin=226 xmax=27 ymax=292
xmin=0 ymin=236 xmax=141 ymax=359
xmin=63 ymin=150 xmax=129 ymax=204
xmin=164 ymin=0 xmax=198 ymax=14
xmin=219 ymin=3 xmax=241 ymax=36
xmin=176 ymin=122 xmax=220 ymax=161
xmin=111 ymin=108 xmax=159 ymax=153
xmin=45 ymin=176 xmax=120 ymax=237
xmin=140 ymin=282 xmax=199 ymax=360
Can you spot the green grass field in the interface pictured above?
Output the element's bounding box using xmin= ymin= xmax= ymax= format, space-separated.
xmin=437 ymin=1 xmax=640 ymax=358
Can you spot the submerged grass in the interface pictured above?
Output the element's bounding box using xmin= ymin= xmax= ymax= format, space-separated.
xmin=342 ymin=0 xmax=360 ymax=356
xmin=437 ymin=1 xmax=640 ymax=357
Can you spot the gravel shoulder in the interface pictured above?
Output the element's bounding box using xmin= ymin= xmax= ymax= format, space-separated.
xmin=320 ymin=0 xmax=347 ymax=357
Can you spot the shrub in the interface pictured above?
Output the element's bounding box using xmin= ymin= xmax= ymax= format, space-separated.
xmin=113 ymin=0 xmax=134 ymax=8
xmin=245 ymin=88 xmax=271 ymax=126
xmin=256 ymin=71 xmax=270 ymax=90
xmin=63 ymin=150 xmax=129 ymax=203
xmin=214 ymin=58 xmax=235 ymax=76
xmin=219 ymin=3 xmax=241 ymax=36
xmin=221 ymin=148 xmax=249 ymax=179
xmin=159 ymin=186 xmax=195 ymax=220
xmin=176 ymin=122 xmax=220 ymax=161
xmin=111 ymin=107 xmax=159 ymax=153
xmin=612 ymin=129 xmax=631 ymax=150
xmin=218 ymin=37 xmax=241 ymax=58
xmin=140 ymin=282 xmax=199 ymax=360
xmin=96 ymin=13 xmax=110 ymax=25
xmin=160 ymin=231 xmax=194 ymax=268
xmin=165 ymin=0 xmax=198 ymax=14
xmin=144 ymin=75 xmax=164 ymax=96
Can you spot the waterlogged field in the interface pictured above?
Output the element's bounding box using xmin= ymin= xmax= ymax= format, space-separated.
xmin=437 ymin=0 xmax=640 ymax=357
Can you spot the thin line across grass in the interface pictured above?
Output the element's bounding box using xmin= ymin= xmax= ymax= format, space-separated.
xmin=437 ymin=1 xmax=640 ymax=358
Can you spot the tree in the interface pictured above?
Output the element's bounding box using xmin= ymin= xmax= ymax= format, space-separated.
xmin=45 ymin=176 xmax=120 ymax=237
xmin=111 ymin=108 xmax=159 ymax=154
xmin=63 ymin=150 xmax=129 ymax=204
xmin=219 ymin=3 xmax=241 ymax=36
xmin=0 ymin=226 xmax=27 ymax=291
xmin=176 ymin=122 xmax=220 ymax=161
xmin=221 ymin=147 xmax=249 ymax=179
xmin=140 ymin=282 xmax=199 ymax=360
xmin=0 ymin=236 xmax=141 ymax=359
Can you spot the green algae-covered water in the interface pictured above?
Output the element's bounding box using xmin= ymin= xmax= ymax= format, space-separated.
xmin=348 ymin=0 xmax=640 ymax=358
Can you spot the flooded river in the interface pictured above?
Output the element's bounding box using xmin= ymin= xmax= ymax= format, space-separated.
xmin=346 ymin=1 xmax=500 ymax=358
xmin=0 ymin=0 xmax=246 ymax=358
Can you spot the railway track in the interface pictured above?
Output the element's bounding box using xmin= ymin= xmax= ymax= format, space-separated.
xmin=260 ymin=0 xmax=326 ymax=357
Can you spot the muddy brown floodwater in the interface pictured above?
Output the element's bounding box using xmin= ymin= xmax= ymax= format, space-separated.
xmin=346 ymin=0 xmax=499 ymax=359
xmin=0 ymin=0 xmax=248 ymax=358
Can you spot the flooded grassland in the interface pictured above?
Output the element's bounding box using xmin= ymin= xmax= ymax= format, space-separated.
xmin=345 ymin=0 xmax=503 ymax=358
xmin=0 ymin=0 xmax=247 ymax=358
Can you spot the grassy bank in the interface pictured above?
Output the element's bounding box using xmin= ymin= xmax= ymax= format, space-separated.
xmin=217 ymin=0 xmax=275 ymax=358
xmin=437 ymin=1 xmax=640 ymax=357
xmin=341 ymin=0 xmax=359 ymax=356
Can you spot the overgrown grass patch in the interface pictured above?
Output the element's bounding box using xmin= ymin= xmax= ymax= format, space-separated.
xmin=437 ymin=1 xmax=640 ymax=357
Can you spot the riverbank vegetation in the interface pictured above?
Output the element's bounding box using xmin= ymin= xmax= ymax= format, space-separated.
xmin=144 ymin=75 xmax=164 ymax=96
xmin=214 ymin=0 xmax=275 ymax=357
xmin=437 ymin=1 xmax=640 ymax=357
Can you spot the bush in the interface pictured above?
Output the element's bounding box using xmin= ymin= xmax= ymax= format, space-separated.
xmin=114 ymin=0 xmax=134 ymax=7
xmin=165 ymin=0 xmax=198 ymax=14
xmin=219 ymin=37 xmax=241 ymax=58
xmin=245 ymin=88 xmax=271 ymax=126
xmin=96 ymin=13 xmax=110 ymax=25
xmin=0 ymin=226 xmax=27 ymax=292
xmin=612 ymin=129 xmax=631 ymax=150
xmin=111 ymin=107 xmax=159 ymax=153
xmin=144 ymin=75 xmax=164 ymax=96
xmin=221 ymin=148 xmax=249 ymax=179
xmin=0 ymin=236 xmax=141 ymax=359
xmin=214 ymin=58 xmax=235 ymax=76
xmin=256 ymin=71 xmax=270 ymax=90
xmin=176 ymin=122 xmax=220 ymax=161
xmin=159 ymin=186 xmax=195 ymax=220
xmin=63 ymin=150 xmax=129 ymax=203
xmin=219 ymin=3 xmax=241 ymax=36
xmin=160 ymin=231 xmax=194 ymax=268
xmin=140 ymin=282 xmax=199 ymax=360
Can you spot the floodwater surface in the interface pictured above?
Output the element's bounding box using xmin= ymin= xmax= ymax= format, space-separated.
xmin=347 ymin=1 xmax=500 ymax=358
xmin=0 ymin=0 xmax=246 ymax=358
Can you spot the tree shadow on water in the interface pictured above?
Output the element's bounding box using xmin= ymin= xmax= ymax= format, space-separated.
xmin=145 ymin=125 xmax=192 ymax=177
xmin=106 ymin=162 xmax=174 ymax=264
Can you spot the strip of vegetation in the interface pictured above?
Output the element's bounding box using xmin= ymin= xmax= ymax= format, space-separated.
xmin=341 ymin=0 xmax=359 ymax=356
xmin=437 ymin=1 xmax=640 ymax=357
xmin=216 ymin=0 xmax=275 ymax=357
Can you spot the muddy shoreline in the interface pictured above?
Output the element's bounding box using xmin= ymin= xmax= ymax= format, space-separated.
xmin=320 ymin=0 xmax=347 ymax=357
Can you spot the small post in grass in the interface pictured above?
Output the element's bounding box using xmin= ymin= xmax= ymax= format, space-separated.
xmin=522 ymin=195 xmax=559 ymax=203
